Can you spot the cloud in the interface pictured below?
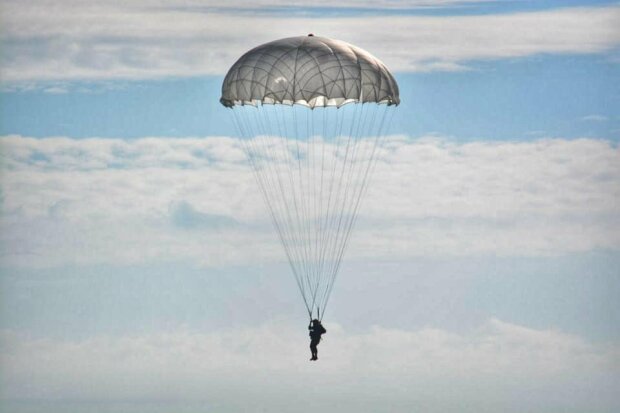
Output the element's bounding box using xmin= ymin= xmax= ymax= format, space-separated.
xmin=1 ymin=135 xmax=619 ymax=269
xmin=173 ymin=0 xmax=493 ymax=10
xmin=41 ymin=86 xmax=68 ymax=94
xmin=140 ymin=0 xmax=497 ymax=11
xmin=1 ymin=2 xmax=619 ymax=82
xmin=1 ymin=319 xmax=618 ymax=411
xmin=169 ymin=200 xmax=239 ymax=229
xmin=581 ymin=114 xmax=609 ymax=122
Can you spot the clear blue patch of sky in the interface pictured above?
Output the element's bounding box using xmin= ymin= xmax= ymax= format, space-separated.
xmin=1 ymin=54 xmax=618 ymax=141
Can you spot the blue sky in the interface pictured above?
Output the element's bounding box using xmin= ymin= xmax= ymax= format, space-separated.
xmin=3 ymin=56 xmax=619 ymax=140
xmin=1 ymin=1 xmax=620 ymax=412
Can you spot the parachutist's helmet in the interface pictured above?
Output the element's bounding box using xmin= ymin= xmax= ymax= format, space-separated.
xmin=312 ymin=319 xmax=319 ymax=324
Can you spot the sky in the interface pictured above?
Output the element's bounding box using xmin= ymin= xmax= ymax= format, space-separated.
xmin=0 ymin=1 xmax=619 ymax=412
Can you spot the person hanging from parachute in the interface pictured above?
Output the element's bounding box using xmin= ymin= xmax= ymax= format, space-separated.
xmin=308 ymin=319 xmax=327 ymax=361
xmin=220 ymin=34 xmax=399 ymax=359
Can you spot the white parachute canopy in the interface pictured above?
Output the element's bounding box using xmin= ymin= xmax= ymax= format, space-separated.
xmin=221 ymin=35 xmax=400 ymax=321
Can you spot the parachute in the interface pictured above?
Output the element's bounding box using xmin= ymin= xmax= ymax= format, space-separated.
xmin=221 ymin=35 xmax=400 ymax=321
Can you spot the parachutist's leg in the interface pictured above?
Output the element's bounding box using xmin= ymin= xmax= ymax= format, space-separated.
xmin=310 ymin=339 xmax=319 ymax=360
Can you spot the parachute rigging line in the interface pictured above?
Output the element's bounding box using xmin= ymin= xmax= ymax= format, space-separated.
xmin=222 ymin=35 xmax=400 ymax=321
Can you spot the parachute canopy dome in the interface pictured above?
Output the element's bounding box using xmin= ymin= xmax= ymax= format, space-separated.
xmin=220 ymin=35 xmax=400 ymax=108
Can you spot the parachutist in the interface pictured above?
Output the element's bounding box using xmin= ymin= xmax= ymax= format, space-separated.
xmin=308 ymin=319 xmax=327 ymax=361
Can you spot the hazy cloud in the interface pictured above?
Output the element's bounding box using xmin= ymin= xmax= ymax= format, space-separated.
xmin=581 ymin=114 xmax=609 ymax=122
xmin=1 ymin=135 xmax=618 ymax=268
xmin=1 ymin=319 xmax=618 ymax=411
xmin=1 ymin=2 xmax=619 ymax=82
xmin=173 ymin=0 xmax=493 ymax=10
xmin=169 ymin=200 xmax=239 ymax=230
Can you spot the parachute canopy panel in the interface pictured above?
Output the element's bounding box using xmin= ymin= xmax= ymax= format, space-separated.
xmin=220 ymin=35 xmax=400 ymax=108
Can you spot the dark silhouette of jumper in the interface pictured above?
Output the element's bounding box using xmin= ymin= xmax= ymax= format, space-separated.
xmin=308 ymin=319 xmax=327 ymax=361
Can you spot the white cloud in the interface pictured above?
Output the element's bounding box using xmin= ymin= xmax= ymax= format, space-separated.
xmin=581 ymin=114 xmax=609 ymax=122
xmin=1 ymin=319 xmax=618 ymax=411
xmin=1 ymin=2 xmax=619 ymax=82
xmin=1 ymin=135 xmax=619 ymax=268
xmin=176 ymin=0 xmax=493 ymax=9
xmin=106 ymin=0 xmax=497 ymax=10
xmin=359 ymin=137 xmax=620 ymax=257
xmin=41 ymin=85 xmax=68 ymax=94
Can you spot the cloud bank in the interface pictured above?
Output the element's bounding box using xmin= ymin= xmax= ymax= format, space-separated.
xmin=1 ymin=2 xmax=619 ymax=82
xmin=1 ymin=135 xmax=618 ymax=268
xmin=1 ymin=319 xmax=618 ymax=412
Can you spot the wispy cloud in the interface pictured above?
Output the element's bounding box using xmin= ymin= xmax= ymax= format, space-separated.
xmin=41 ymin=86 xmax=68 ymax=94
xmin=169 ymin=200 xmax=240 ymax=230
xmin=581 ymin=114 xmax=609 ymax=122
xmin=1 ymin=135 xmax=618 ymax=268
xmin=1 ymin=319 xmax=618 ymax=411
xmin=161 ymin=0 xmax=496 ymax=11
xmin=1 ymin=2 xmax=619 ymax=82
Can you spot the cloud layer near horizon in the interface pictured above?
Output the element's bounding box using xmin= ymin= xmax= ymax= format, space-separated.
xmin=1 ymin=318 xmax=618 ymax=412
xmin=1 ymin=135 xmax=618 ymax=268
xmin=1 ymin=1 xmax=619 ymax=82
